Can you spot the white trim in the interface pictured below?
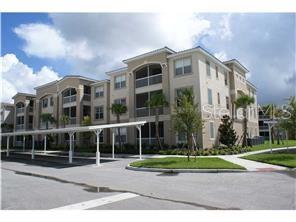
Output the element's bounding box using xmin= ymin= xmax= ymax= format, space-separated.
xmin=106 ymin=67 xmax=128 ymax=76
xmin=123 ymin=47 xmax=175 ymax=64
xmin=167 ymin=47 xmax=231 ymax=72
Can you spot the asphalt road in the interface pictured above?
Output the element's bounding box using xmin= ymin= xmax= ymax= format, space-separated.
xmin=1 ymin=153 xmax=295 ymax=210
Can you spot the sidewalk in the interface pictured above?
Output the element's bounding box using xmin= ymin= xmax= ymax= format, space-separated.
xmin=219 ymin=147 xmax=296 ymax=171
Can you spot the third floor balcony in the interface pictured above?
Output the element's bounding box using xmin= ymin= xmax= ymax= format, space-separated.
xmin=63 ymin=95 xmax=76 ymax=104
xmin=135 ymin=74 xmax=162 ymax=88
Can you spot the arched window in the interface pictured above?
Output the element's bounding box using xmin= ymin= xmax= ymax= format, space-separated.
xmin=62 ymin=88 xmax=77 ymax=104
xmin=135 ymin=64 xmax=162 ymax=88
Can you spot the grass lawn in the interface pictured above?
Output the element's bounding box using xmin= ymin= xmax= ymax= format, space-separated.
xmin=250 ymin=140 xmax=296 ymax=152
xmin=130 ymin=157 xmax=245 ymax=170
xmin=242 ymin=150 xmax=296 ymax=168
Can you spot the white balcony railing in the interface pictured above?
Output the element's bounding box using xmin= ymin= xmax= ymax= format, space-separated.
xmin=16 ymin=124 xmax=25 ymax=130
xmin=83 ymin=94 xmax=91 ymax=101
xmin=136 ymin=107 xmax=164 ymax=117
xmin=63 ymin=95 xmax=76 ymax=104
xmin=135 ymin=74 xmax=162 ymax=88
xmin=16 ymin=107 xmax=25 ymax=114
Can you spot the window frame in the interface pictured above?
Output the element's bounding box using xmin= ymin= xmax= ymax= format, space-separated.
xmin=114 ymin=74 xmax=126 ymax=89
xmin=209 ymin=121 xmax=215 ymax=140
xmin=206 ymin=61 xmax=211 ymax=78
xmin=174 ymin=57 xmax=192 ymax=76
xmin=95 ymin=85 xmax=104 ymax=98
xmin=94 ymin=105 xmax=104 ymax=120
xmin=207 ymin=88 xmax=213 ymax=105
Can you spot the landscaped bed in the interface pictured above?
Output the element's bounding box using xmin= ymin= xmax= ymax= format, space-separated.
xmin=130 ymin=157 xmax=245 ymax=170
xmin=241 ymin=149 xmax=296 ymax=168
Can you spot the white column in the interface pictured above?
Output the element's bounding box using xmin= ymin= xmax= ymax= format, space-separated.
xmin=44 ymin=135 xmax=47 ymax=154
xmin=23 ymin=136 xmax=26 ymax=152
xmin=69 ymin=132 xmax=73 ymax=163
xmin=31 ymin=135 xmax=35 ymax=159
xmin=269 ymin=124 xmax=272 ymax=153
xmin=72 ymin=134 xmax=75 ymax=156
xmin=95 ymin=129 xmax=102 ymax=166
xmin=6 ymin=136 xmax=10 ymax=157
xmin=137 ymin=125 xmax=142 ymax=160
xmin=112 ymin=129 xmax=115 ymax=159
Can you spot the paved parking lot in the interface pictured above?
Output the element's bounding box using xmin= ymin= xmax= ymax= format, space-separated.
xmin=1 ymin=153 xmax=295 ymax=210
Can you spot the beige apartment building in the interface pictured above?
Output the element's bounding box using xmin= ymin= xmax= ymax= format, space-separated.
xmin=8 ymin=46 xmax=259 ymax=149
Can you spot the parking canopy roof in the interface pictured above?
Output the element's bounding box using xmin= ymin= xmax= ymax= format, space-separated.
xmin=1 ymin=121 xmax=146 ymax=137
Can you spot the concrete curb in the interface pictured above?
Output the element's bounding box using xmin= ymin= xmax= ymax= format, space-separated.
xmin=126 ymin=164 xmax=247 ymax=173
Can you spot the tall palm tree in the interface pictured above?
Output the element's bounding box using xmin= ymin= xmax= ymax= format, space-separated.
xmin=110 ymin=103 xmax=127 ymax=151
xmin=234 ymin=94 xmax=255 ymax=147
xmin=146 ymin=92 xmax=169 ymax=149
xmin=40 ymin=113 xmax=55 ymax=130
xmin=60 ymin=114 xmax=70 ymax=128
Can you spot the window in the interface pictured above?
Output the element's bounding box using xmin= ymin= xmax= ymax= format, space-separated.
xmin=226 ymin=96 xmax=230 ymax=110
xmin=175 ymin=58 xmax=192 ymax=76
xmin=95 ymin=106 xmax=104 ymax=120
xmin=115 ymin=74 xmax=126 ymax=89
xmin=224 ymin=71 xmax=228 ymax=85
xmin=206 ymin=61 xmax=211 ymax=78
xmin=95 ymin=86 xmax=104 ymax=97
xmin=207 ymin=88 xmax=213 ymax=105
xmin=114 ymin=98 xmax=126 ymax=105
xmin=209 ymin=122 xmax=215 ymax=139
xmin=215 ymin=66 xmax=219 ymax=79
xmin=42 ymin=98 xmax=48 ymax=108
xmin=217 ymin=92 xmax=220 ymax=105
xmin=83 ymin=106 xmax=91 ymax=117
xmin=50 ymin=97 xmax=54 ymax=106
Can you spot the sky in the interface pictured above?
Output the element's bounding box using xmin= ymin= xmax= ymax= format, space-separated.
xmin=1 ymin=13 xmax=295 ymax=104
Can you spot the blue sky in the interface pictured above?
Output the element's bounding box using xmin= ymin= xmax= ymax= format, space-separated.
xmin=1 ymin=13 xmax=295 ymax=104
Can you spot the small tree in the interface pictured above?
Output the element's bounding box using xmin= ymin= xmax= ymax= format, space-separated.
xmin=218 ymin=115 xmax=238 ymax=148
xmin=110 ymin=103 xmax=127 ymax=151
xmin=146 ymin=92 xmax=169 ymax=149
xmin=234 ymin=94 xmax=254 ymax=147
xmin=60 ymin=114 xmax=70 ymax=128
xmin=279 ymin=96 xmax=296 ymax=139
xmin=172 ymin=90 xmax=203 ymax=161
xmin=40 ymin=113 xmax=55 ymax=130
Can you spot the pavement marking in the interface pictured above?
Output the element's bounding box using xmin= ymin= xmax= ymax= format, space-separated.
xmin=52 ymin=193 xmax=138 ymax=210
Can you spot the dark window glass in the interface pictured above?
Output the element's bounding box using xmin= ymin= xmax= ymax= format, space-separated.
xmin=149 ymin=64 xmax=162 ymax=76
xmin=136 ymin=93 xmax=148 ymax=108
xmin=135 ymin=66 xmax=148 ymax=79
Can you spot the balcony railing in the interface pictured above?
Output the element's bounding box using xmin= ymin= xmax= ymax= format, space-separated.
xmin=67 ymin=117 xmax=76 ymax=125
xmin=136 ymin=107 xmax=164 ymax=117
xmin=259 ymin=125 xmax=269 ymax=130
xmin=16 ymin=124 xmax=25 ymax=130
xmin=63 ymin=95 xmax=76 ymax=104
xmin=135 ymin=74 xmax=162 ymax=88
xmin=28 ymin=123 xmax=33 ymax=129
xmin=83 ymin=94 xmax=91 ymax=101
xmin=28 ymin=106 xmax=34 ymax=112
xmin=16 ymin=107 xmax=25 ymax=114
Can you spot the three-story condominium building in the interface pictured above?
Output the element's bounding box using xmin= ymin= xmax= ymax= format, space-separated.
xmin=9 ymin=46 xmax=259 ymax=149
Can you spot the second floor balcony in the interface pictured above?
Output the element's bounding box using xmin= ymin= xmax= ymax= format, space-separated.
xmin=136 ymin=107 xmax=164 ymax=117
xmin=16 ymin=124 xmax=25 ymax=131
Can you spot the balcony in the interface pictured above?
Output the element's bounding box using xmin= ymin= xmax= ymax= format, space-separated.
xmin=136 ymin=107 xmax=164 ymax=117
xmin=259 ymin=125 xmax=269 ymax=131
xmin=135 ymin=74 xmax=162 ymax=88
xmin=28 ymin=123 xmax=33 ymax=129
xmin=16 ymin=124 xmax=25 ymax=131
xmin=28 ymin=106 xmax=34 ymax=113
xmin=16 ymin=108 xmax=25 ymax=114
xmin=83 ymin=94 xmax=91 ymax=101
xmin=63 ymin=95 xmax=76 ymax=104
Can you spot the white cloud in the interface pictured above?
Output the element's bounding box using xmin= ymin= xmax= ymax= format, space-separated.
xmin=214 ymin=51 xmax=228 ymax=61
xmin=14 ymin=23 xmax=94 ymax=60
xmin=14 ymin=13 xmax=212 ymax=78
xmin=0 ymin=54 xmax=61 ymax=103
xmin=219 ymin=14 xmax=233 ymax=40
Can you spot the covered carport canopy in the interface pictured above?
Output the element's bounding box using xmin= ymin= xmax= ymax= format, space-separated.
xmin=1 ymin=121 xmax=146 ymax=166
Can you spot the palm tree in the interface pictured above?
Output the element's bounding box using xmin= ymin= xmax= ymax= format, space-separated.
xmin=234 ymin=94 xmax=255 ymax=147
xmin=40 ymin=113 xmax=55 ymax=130
xmin=60 ymin=114 xmax=70 ymax=128
xmin=110 ymin=103 xmax=127 ymax=151
xmin=146 ymin=92 xmax=169 ymax=149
